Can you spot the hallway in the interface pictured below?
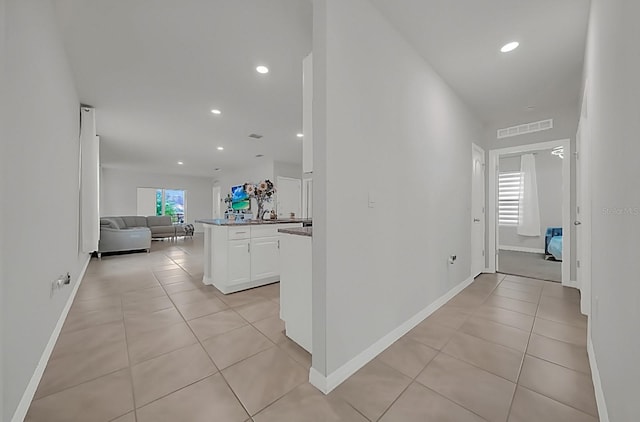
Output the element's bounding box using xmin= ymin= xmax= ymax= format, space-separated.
xmin=26 ymin=237 xmax=596 ymax=421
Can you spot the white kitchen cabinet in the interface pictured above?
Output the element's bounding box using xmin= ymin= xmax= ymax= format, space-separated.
xmin=200 ymin=221 xmax=302 ymax=294
xmin=250 ymin=236 xmax=279 ymax=281
xmin=302 ymin=53 xmax=313 ymax=174
xmin=227 ymin=239 xmax=251 ymax=286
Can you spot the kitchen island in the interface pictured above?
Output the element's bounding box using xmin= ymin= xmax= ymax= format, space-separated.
xmin=196 ymin=218 xmax=307 ymax=294
xmin=278 ymin=226 xmax=312 ymax=353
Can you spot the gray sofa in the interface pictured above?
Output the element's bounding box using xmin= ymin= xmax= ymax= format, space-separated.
xmin=98 ymin=215 xmax=188 ymax=257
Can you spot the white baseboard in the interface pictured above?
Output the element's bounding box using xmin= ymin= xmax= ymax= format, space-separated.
xmin=499 ymin=245 xmax=545 ymax=254
xmin=587 ymin=335 xmax=609 ymax=422
xmin=308 ymin=275 xmax=475 ymax=394
xmin=483 ymin=268 xmax=495 ymax=274
xmin=11 ymin=254 xmax=91 ymax=422
xmin=563 ymin=279 xmax=579 ymax=289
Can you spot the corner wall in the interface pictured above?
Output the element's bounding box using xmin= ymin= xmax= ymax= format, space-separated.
xmin=312 ymin=0 xmax=483 ymax=379
xmin=582 ymin=0 xmax=640 ymax=420
xmin=2 ymin=1 xmax=90 ymax=419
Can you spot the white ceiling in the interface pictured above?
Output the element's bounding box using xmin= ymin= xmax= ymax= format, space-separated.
xmin=54 ymin=0 xmax=589 ymax=178
xmin=370 ymin=0 xmax=590 ymax=124
xmin=54 ymin=0 xmax=313 ymax=177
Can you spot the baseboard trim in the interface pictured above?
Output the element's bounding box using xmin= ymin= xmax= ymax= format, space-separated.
xmin=563 ymin=279 xmax=579 ymax=289
xmin=499 ymin=245 xmax=545 ymax=254
xmin=483 ymin=268 xmax=495 ymax=274
xmin=587 ymin=334 xmax=609 ymax=422
xmin=11 ymin=254 xmax=92 ymax=422
xmin=308 ymin=275 xmax=475 ymax=394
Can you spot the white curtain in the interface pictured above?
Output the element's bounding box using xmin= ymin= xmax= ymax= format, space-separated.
xmin=517 ymin=154 xmax=541 ymax=236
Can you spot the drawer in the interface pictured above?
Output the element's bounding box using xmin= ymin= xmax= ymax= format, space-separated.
xmin=228 ymin=227 xmax=250 ymax=240
xmin=251 ymin=226 xmax=279 ymax=239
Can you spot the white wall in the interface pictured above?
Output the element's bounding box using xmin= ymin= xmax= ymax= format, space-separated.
xmin=499 ymin=151 xmax=563 ymax=251
xmin=274 ymin=160 xmax=303 ymax=181
xmin=312 ymin=0 xmax=483 ymax=377
xmin=101 ymin=167 xmax=214 ymax=232
xmin=582 ymin=0 xmax=640 ymax=420
xmin=2 ymin=1 xmax=90 ymax=420
xmin=0 ymin=0 xmax=6 ymax=416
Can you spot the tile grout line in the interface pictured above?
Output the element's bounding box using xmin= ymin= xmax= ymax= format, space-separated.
xmin=154 ymin=267 xmax=260 ymax=419
xmin=504 ymin=285 xmax=543 ymax=420
xmin=120 ymin=292 xmax=141 ymax=422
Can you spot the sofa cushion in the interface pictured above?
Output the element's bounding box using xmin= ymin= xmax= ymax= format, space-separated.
xmin=100 ymin=218 xmax=119 ymax=229
xmin=122 ymin=216 xmax=148 ymax=228
xmin=150 ymin=226 xmax=175 ymax=237
xmin=147 ymin=215 xmax=173 ymax=227
xmin=102 ymin=217 xmax=127 ymax=229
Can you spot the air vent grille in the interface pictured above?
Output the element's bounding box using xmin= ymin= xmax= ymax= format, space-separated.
xmin=248 ymin=133 xmax=263 ymax=139
xmin=497 ymin=119 xmax=553 ymax=139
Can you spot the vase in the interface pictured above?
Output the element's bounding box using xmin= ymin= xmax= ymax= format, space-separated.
xmin=255 ymin=203 xmax=265 ymax=220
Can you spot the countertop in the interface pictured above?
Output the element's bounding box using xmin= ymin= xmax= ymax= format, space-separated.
xmin=278 ymin=227 xmax=313 ymax=237
xmin=196 ymin=218 xmax=312 ymax=226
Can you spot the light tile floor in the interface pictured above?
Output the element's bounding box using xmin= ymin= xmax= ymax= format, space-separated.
xmin=26 ymin=236 xmax=598 ymax=421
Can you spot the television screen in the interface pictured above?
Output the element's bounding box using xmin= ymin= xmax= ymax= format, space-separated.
xmin=231 ymin=185 xmax=250 ymax=210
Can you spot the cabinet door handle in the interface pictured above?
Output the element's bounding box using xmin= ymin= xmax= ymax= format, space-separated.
xmin=248 ymin=243 xmax=250 ymax=253
xmin=278 ymin=239 xmax=280 ymax=249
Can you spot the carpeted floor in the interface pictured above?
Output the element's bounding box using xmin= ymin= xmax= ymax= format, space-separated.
xmin=498 ymin=249 xmax=562 ymax=282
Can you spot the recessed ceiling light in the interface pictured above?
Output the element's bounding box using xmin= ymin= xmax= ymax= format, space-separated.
xmin=211 ymin=109 xmax=221 ymax=115
xmin=256 ymin=65 xmax=269 ymax=74
xmin=217 ymin=146 xmax=224 ymax=151
xmin=500 ymin=41 xmax=519 ymax=53
xmin=296 ymin=133 xmax=303 ymax=138
xmin=177 ymin=161 xmax=184 ymax=165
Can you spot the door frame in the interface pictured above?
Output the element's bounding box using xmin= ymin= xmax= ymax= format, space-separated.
xmin=576 ymin=84 xmax=591 ymax=315
xmin=488 ymin=139 xmax=572 ymax=286
xmin=471 ymin=143 xmax=486 ymax=277
xmin=302 ymin=178 xmax=313 ymax=219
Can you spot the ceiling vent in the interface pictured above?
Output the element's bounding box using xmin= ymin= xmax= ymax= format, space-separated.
xmin=497 ymin=119 xmax=553 ymax=139
xmin=248 ymin=133 xmax=263 ymax=139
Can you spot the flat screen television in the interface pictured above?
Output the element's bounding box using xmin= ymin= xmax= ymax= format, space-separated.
xmin=231 ymin=185 xmax=250 ymax=210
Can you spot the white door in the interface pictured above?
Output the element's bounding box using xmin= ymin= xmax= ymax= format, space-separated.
xmin=576 ymin=96 xmax=592 ymax=316
xmin=250 ymin=236 xmax=280 ymax=281
xmin=212 ymin=186 xmax=222 ymax=219
xmin=276 ymin=177 xmax=302 ymax=219
xmin=228 ymin=239 xmax=251 ymax=286
xmin=302 ymin=178 xmax=313 ymax=218
xmin=471 ymin=144 xmax=486 ymax=277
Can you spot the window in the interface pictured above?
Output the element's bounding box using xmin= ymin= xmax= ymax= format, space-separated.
xmin=499 ymin=172 xmax=521 ymax=226
xmin=156 ymin=189 xmax=186 ymax=223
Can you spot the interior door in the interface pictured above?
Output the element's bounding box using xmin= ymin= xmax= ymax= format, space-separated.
xmin=471 ymin=144 xmax=486 ymax=277
xmin=276 ymin=177 xmax=302 ymax=219
xmin=212 ymin=186 xmax=222 ymax=219
xmin=576 ymin=94 xmax=592 ymax=316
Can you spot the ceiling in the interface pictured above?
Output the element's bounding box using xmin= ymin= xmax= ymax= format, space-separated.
xmin=54 ymin=0 xmax=313 ymax=177
xmin=54 ymin=0 xmax=589 ymax=178
xmin=370 ymin=0 xmax=591 ymax=124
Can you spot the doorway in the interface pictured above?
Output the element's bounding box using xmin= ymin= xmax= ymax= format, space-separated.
xmin=471 ymin=144 xmax=486 ymax=278
xmin=488 ymin=139 xmax=571 ymax=285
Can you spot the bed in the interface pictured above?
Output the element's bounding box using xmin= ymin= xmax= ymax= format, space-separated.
xmin=545 ymin=227 xmax=563 ymax=261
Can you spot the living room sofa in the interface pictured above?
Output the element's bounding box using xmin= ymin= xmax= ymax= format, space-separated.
xmin=98 ymin=215 xmax=188 ymax=257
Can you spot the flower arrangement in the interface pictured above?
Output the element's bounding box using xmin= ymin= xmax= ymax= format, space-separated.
xmin=243 ymin=179 xmax=276 ymax=220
